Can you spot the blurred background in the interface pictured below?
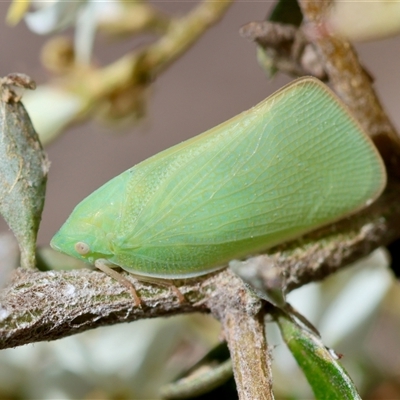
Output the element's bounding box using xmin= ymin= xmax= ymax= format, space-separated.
xmin=1 ymin=1 xmax=400 ymax=399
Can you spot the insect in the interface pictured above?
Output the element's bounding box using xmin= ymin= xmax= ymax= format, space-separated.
xmin=50 ymin=77 xmax=386 ymax=305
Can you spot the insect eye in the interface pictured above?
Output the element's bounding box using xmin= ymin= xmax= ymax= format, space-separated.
xmin=75 ymin=242 xmax=90 ymax=255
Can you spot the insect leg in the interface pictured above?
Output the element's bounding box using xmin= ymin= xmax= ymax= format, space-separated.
xmin=94 ymin=259 xmax=141 ymax=307
xmin=125 ymin=273 xmax=186 ymax=304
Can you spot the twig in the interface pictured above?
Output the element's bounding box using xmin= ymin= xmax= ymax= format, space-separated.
xmin=240 ymin=21 xmax=327 ymax=79
xmin=222 ymin=309 xmax=273 ymax=400
xmin=2 ymin=178 xmax=400 ymax=350
xmin=204 ymin=270 xmax=274 ymax=399
xmin=0 ymin=267 xmax=216 ymax=350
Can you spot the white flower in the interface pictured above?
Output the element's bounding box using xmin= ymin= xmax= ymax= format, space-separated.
xmin=22 ymin=0 xmax=121 ymax=64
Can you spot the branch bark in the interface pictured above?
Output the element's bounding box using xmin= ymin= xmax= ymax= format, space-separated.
xmin=223 ymin=309 xmax=273 ymax=400
xmin=0 ymin=267 xmax=214 ymax=349
xmin=2 ymin=179 xmax=400 ymax=350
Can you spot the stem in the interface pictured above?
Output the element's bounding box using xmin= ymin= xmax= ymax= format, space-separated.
xmin=223 ymin=310 xmax=274 ymax=400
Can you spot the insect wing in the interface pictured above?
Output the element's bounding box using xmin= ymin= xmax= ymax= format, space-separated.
xmin=111 ymin=78 xmax=385 ymax=276
xmin=51 ymin=77 xmax=386 ymax=278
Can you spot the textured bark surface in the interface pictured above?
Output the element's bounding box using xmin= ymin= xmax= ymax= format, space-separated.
xmin=223 ymin=309 xmax=274 ymax=400
xmin=2 ymin=177 xmax=400 ymax=350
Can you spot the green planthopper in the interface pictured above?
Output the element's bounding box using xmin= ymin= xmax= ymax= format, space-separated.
xmin=50 ymin=77 xmax=386 ymax=304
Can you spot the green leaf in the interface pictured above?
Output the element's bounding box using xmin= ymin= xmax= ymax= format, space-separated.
xmin=275 ymin=310 xmax=362 ymax=400
xmin=0 ymin=74 xmax=49 ymax=269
